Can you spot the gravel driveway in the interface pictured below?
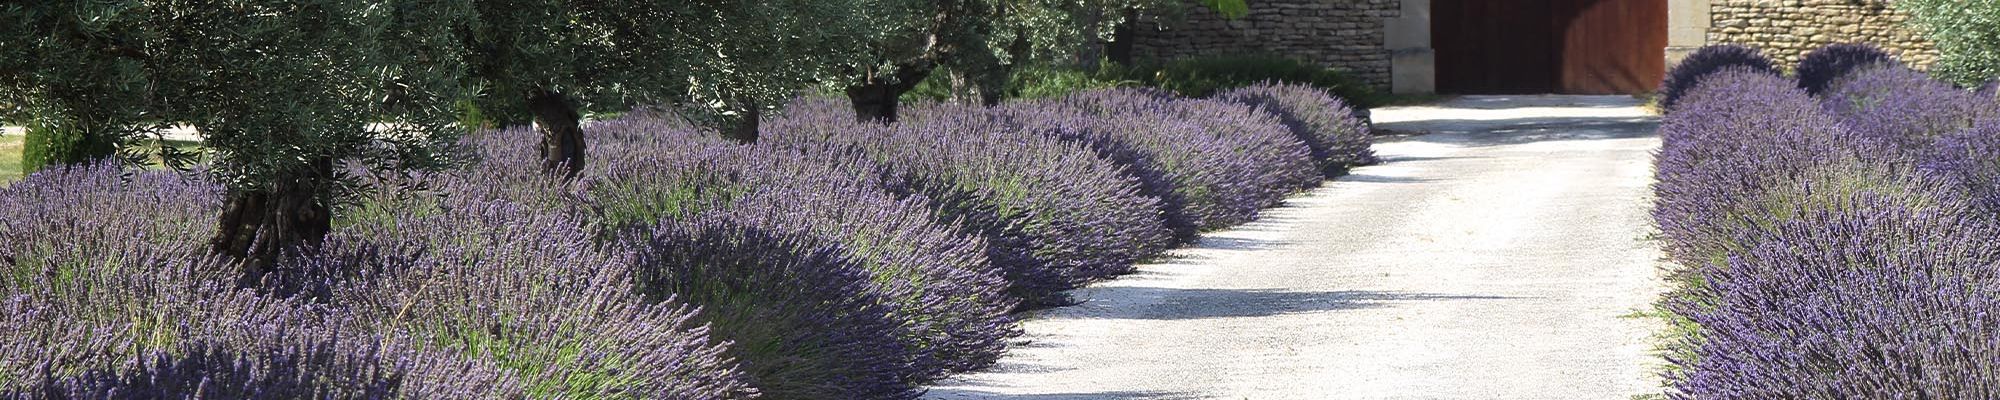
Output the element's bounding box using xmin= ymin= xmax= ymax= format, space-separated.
xmin=927 ymin=95 xmax=1667 ymax=399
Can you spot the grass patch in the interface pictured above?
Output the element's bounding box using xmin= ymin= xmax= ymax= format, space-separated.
xmin=0 ymin=130 xmax=202 ymax=186
xmin=0 ymin=133 xmax=22 ymax=183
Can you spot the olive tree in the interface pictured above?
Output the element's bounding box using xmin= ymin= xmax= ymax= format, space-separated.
xmin=842 ymin=0 xmax=1002 ymax=122
xmin=847 ymin=0 xmax=1247 ymax=116
xmin=0 ymin=1 xmax=471 ymax=283
xmin=463 ymin=0 xmax=872 ymax=175
xmin=0 ymin=3 xmax=175 ymax=172
xmin=1899 ymin=0 xmax=2000 ymax=86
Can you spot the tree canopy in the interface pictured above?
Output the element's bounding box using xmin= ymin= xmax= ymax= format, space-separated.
xmin=1 ymin=1 xmax=471 ymax=280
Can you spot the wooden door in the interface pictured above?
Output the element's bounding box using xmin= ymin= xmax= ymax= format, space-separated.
xmin=1554 ymin=0 xmax=1668 ymax=94
xmin=1432 ymin=0 xmax=1666 ymax=95
xmin=1433 ymin=0 xmax=1557 ymax=94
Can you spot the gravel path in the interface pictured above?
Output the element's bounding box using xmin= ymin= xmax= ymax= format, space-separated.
xmin=927 ymin=95 xmax=1667 ymax=399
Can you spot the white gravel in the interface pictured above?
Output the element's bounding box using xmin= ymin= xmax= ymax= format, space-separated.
xmin=926 ymin=95 xmax=1667 ymax=399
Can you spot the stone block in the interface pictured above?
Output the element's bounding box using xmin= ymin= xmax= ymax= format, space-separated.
xmin=1390 ymin=47 xmax=1434 ymax=95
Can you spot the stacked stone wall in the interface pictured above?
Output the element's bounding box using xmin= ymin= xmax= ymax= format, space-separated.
xmin=1128 ymin=0 xmax=1402 ymax=90
xmin=1708 ymin=0 xmax=1938 ymax=69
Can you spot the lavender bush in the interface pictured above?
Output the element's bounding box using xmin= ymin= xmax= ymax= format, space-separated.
xmin=1658 ymin=45 xmax=1779 ymax=110
xmin=1795 ymin=43 xmax=1899 ymax=95
xmin=1820 ymin=65 xmax=1999 ymax=153
xmin=764 ymin=98 xmax=1174 ymax=306
xmin=0 ymin=69 xmax=1336 ymax=394
xmin=976 ymin=96 xmax=1269 ymax=239
xmin=1652 ymin=68 xmax=1878 ymax=266
xmin=0 ymin=162 xmax=220 ymax=280
xmin=1213 ymin=82 xmax=1379 ymax=174
xmin=1668 ymin=173 xmax=2000 ymax=398
xmin=355 ymin=114 xmax=1018 ymax=389
xmin=0 ymin=164 xmax=521 ymax=398
xmin=1171 ymin=98 xmax=1324 ymax=198
xmin=581 ymin=125 xmax=1018 ymax=375
xmin=297 ymin=199 xmax=755 ymax=399
xmin=1055 ymin=88 xmax=1323 ymax=184
xmin=1922 ymin=121 xmax=2000 ymax=211
xmin=624 ymin=214 xmax=921 ymax=400
xmin=1656 ymin=44 xmax=2000 ymax=397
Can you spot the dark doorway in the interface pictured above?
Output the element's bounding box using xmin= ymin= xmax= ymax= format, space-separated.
xmin=1433 ymin=0 xmax=1667 ymax=95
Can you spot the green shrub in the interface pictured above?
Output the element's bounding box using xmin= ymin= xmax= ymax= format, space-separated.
xmin=20 ymin=121 xmax=116 ymax=174
xmin=1899 ymin=0 xmax=2000 ymax=86
xmin=1113 ymin=55 xmax=1385 ymax=108
xmin=901 ymin=55 xmax=1382 ymax=108
xmin=1005 ymin=65 xmax=1138 ymax=100
xmin=904 ymin=64 xmax=1137 ymax=103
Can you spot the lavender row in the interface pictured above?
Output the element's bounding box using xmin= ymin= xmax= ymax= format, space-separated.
xmin=0 ymin=81 xmax=1354 ymax=397
xmin=0 ymin=164 xmax=528 ymax=398
xmin=1654 ymin=44 xmax=2000 ymax=397
xmin=763 ymin=98 xmax=1176 ymax=306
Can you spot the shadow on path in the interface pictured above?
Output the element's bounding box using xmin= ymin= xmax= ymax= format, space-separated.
xmin=1341 ymin=174 xmax=1438 ymax=184
xmin=925 ymin=389 xmax=1197 ymax=400
xmin=1053 ymin=288 xmax=1520 ymax=321
xmin=1377 ymin=116 xmax=1659 ymax=147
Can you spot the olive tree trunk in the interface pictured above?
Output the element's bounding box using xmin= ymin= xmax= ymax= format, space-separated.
xmin=847 ymin=63 xmax=935 ymax=123
xmin=527 ymin=88 xmax=586 ymax=179
xmin=209 ymin=158 xmax=334 ymax=287
xmin=720 ymin=103 xmax=761 ymax=143
xmin=1106 ymin=9 xmax=1137 ymax=66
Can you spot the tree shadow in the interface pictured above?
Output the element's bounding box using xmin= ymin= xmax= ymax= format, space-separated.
xmin=925 ymin=388 xmax=1197 ymax=400
xmin=1339 ymin=173 xmax=1436 ymax=184
xmin=1051 ymin=288 xmax=1521 ymax=321
xmin=1376 ymin=115 xmax=1658 ymax=147
xmin=1431 ymin=95 xmax=1643 ymax=109
xmin=1367 ymin=155 xmax=1479 ymax=163
xmin=1183 ymin=235 xmax=1284 ymax=251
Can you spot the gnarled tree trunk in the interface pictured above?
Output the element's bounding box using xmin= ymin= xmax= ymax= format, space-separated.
xmin=1106 ymin=9 xmax=1137 ymax=66
xmin=720 ymin=102 xmax=761 ymax=143
xmin=847 ymin=63 xmax=936 ymax=123
xmin=210 ymin=158 xmax=334 ymax=287
xmin=527 ymin=88 xmax=585 ymax=179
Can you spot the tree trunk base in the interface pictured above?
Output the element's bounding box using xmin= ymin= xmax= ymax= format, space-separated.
xmin=847 ymin=83 xmax=903 ymax=123
xmin=528 ymin=89 xmax=586 ymax=179
xmin=721 ymin=105 xmax=761 ymax=143
xmin=210 ymin=170 xmax=333 ymax=287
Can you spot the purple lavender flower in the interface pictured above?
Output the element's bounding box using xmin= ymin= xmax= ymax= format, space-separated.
xmin=1659 ymin=45 xmax=1779 ymax=110
xmin=1213 ymin=83 xmax=1379 ymax=174
xmin=1819 ymin=65 xmax=1999 ymax=153
xmin=1169 ymin=98 xmax=1324 ymax=197
xmin=1667 ymin=171 xmax=2000 ymax=398
xmin=581 ymin=124 xmax=1019 ymax=376
xmin=1652 ymin=68 xmax=1885 ymax=266
xmin=623 ymin=214 xmax=922 ymax=400
xmin=0 ymin=165 xmax=523 ymax=397
xmin=975 ymin=90 xmax=1304 ymax=240
xmin=296 ymin=199 xmax=754 ymax=399
xmin=1920 ymin=120 xmax=2000 ymax=211
xmin=763 ymin=98 xmax=1174 ymax=307
xmin=1795 ymin=43 xmax=1899 ymax=96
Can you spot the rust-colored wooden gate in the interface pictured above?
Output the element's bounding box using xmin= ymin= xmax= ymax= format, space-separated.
xmin=1433 ymin=0 xmax=1667 ymax=95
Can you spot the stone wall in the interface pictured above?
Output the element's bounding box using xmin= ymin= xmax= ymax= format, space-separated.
xmin=1127 ymin=0 xmax=1402 ymax=90
xmin=1707 ymin=0 xmax=1938 ymax=69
